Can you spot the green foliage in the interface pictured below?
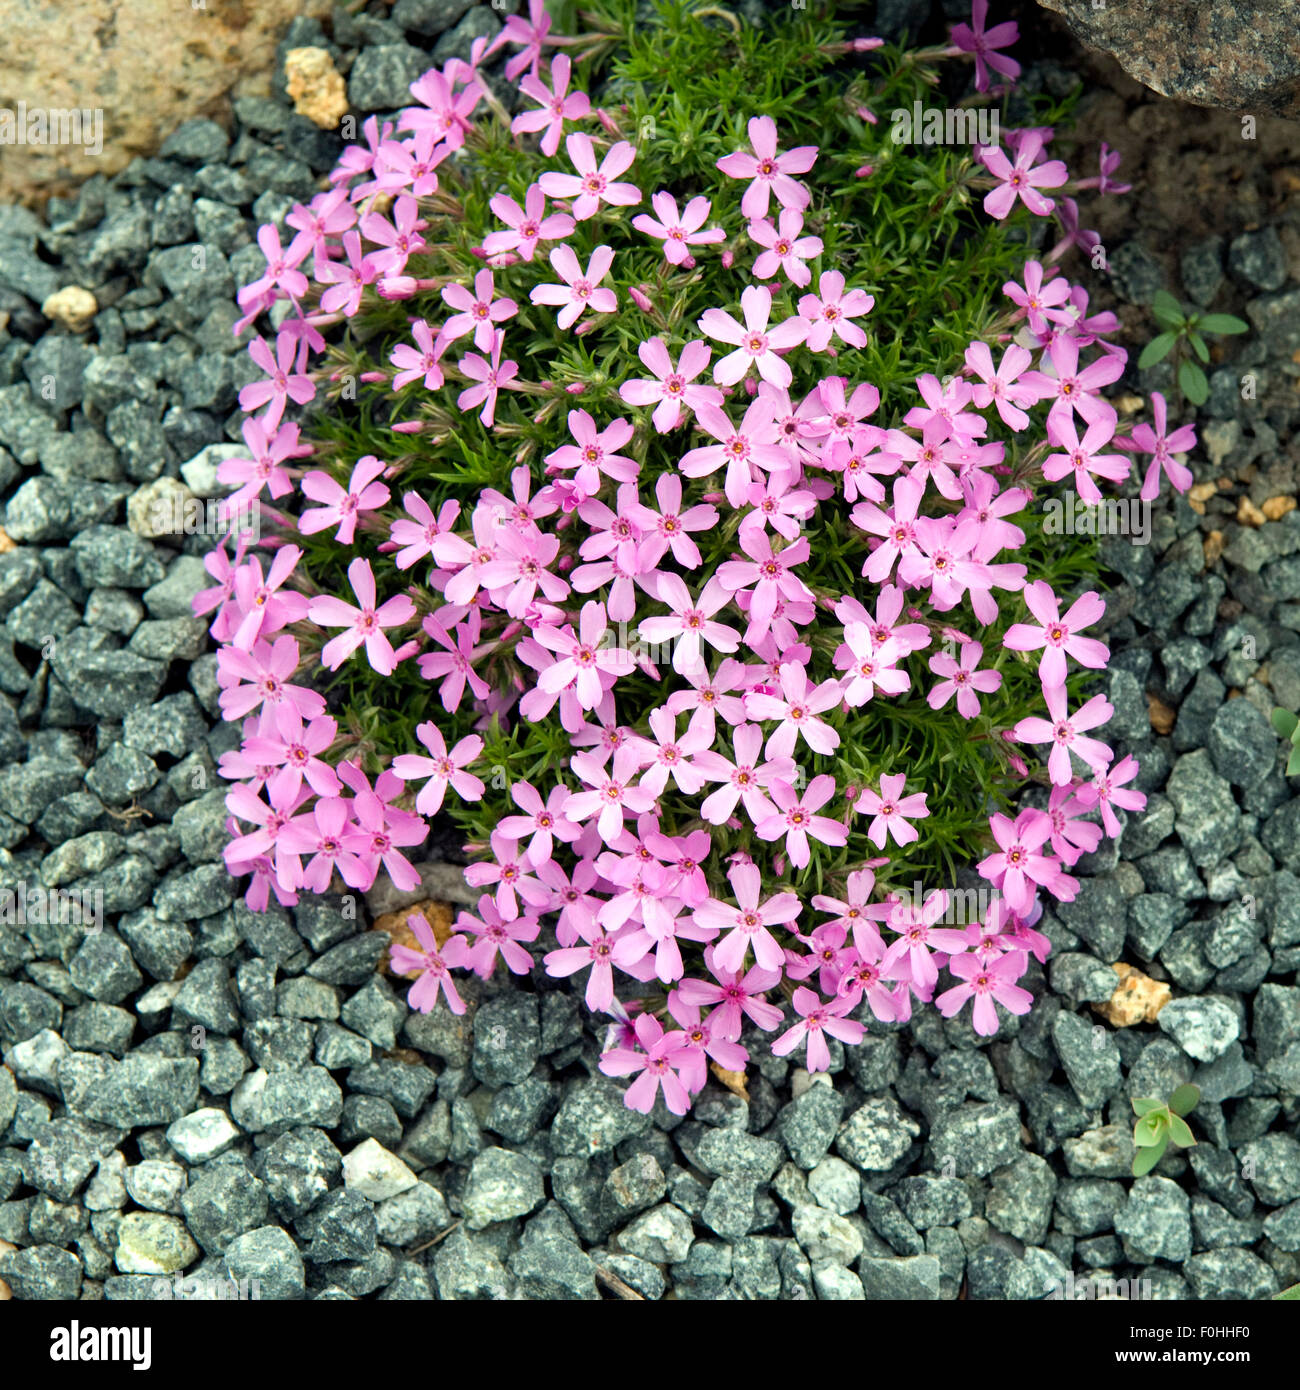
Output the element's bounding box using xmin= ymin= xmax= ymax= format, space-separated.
xmin=1131 ymin=1083 xmax=1199 ymax=1177
xmin=1271 ymin=707 xmax=1300 ymax=776
xmin=296 ymin=0 xmax=1101 ymax=907
xmin=1137 ymin=290 xmax=1249 ymax=408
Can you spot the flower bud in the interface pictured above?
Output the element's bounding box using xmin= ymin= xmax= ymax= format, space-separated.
xmin=628 ymin=285 xmax=653 ymax=313
xmin=391 ymin=420 xmax=424 ymax=433
xmin=721 ymin=250 xmax=734 ymax=269
xmin=377 ymin=276 xmax=417 ymax=299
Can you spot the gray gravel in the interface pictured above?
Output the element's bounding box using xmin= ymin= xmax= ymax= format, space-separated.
xmin=1 ymin=3 xmax=1300 ymax=1302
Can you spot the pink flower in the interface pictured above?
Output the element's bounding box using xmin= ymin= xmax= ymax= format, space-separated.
xmin=949 ymin=0 xmax=1021 ymax=93
xmin=927 ymin=639 xmax=1002 ymax=718
xmin=1114 ymin=390 xmax=1197 ymax=501
xmin=619 ymin=337 xmax=723 ymax=433
xmin=563 ymin=745 xmax=656 ymax=843
xmin=637 ymin=573 xmax=740 ymax=676
xmin=622 ymin=473 xmax=717 ymax=569
xmin=936 ymin=952 xmax=1033 ymax=1035
xmin=464 ymin=829 xmax=550 ymax=920
xmin=836 ymin=628 xmax=910 ymax=706
xmin=482 ymin=182 xmax=575 ymax=262
xmin=627 ymin=706 xmax=713 ymax=797
xmin=544 ymin=916 xmax=621 ymax=1011
xmin=599 ymin=1012 xmax=696 ymax=1115
xmin=978 ymin=809 xmax=1058 ymax=914
xmin=1043 ymin=413 xmax=1130 ymax=504
xmin=632 ymin=192 xmax=726 ymax=265
xmin=539 ymin=132 xmax=641 ymax=220
xmin=674 ymin=955 xmax=784 ymax=1041
xmin=692 ymin=724 xmax=791 ymax=826
xmin=343 ymin=761 xmax=428 ymax=893
xmin=216 ymin=634 xmax=326 ymax=722
xmin=278 ymin=795 xmax=371 ymax=893
xmin=770 ymin=987 xmax=864 ymax=1072
xmin=812 ymin=868 xmax=884 ymax=956
xmin=798 ymin=270 xmax=874 ymax=352
xmin=680 ymin=395 xmax=790 ymax=508
xmin=459 ymin=895 xmax=541 ymax=978
xmin=389 ymin=493 xmax=461 ymax=571
xmin=241 ymin=704 xmax=340 ymax=803
xmin=979 ymin=131 xmax=1067 ymax=218
xmin=1074 ymin=753 xmax=1147 ymax=838
xmin=512 ymin=53 xmax=591 ymax=156
xmin=237 ymin=223 xmax=309 ymax=310
xmin=1002 ymin=580 xmax=1109 ymax=692
xmin=307 ymin=557 xmax=416 ymax=675
xmin=530 ymin=243 xmax=617 ymax=329
xmin=390 ymin=915 xmax=471 ymax=1014
xmin=754 ymin=775 xmax=848 ymax=869
xmin=856 ymin=772 xmax=930 ymax=849
xmin=1020 ymin=332 xmax=1124 ymax=430
xmin=964 ymin=341 xmax=1036 ymax=431
xmin=748 ymin=207 xmax=822 ymax=288
xmin=668 ymin=998 xmax=749 ymax=1090
xmin=693 ymin=861 xmax=799 ymax=974
xmin=299 ymin=454 xmax=390 ymax=546
xmin=416 ymin=614 xmax=492 ymax=712
xmin=441 ymin=269 xmax=518 ymax=352
xmin=217 ymin=413 xmax=309 ymax=512
xmin=229 ymin=545 xmax=310 ymax=650
xmin=716 ymin=115 xmax=818 ymax=220
xmin=715 ymin=527 xmax=813 ymax=643
xmin=457 ymin=328 xmax=520 ymax=426
xmin=744 ymin=661 xmax=842 ymax=759
xmin=499 ymin=781 xmax=580 ymax=867
xmin=1003 ymin=260 xmax=1073 ymax=336
xmin=391 ymin=722 xmax=485 ymax=815
xmin=532 ymin=600 xmax=634 ymax=709
xmin=390 ymin=318 xmax=448 ymax=391
xmin=544 ymin=409 xmax=637 ymax=494
xmin=1011 ymin=684 xmax=1114 ymax=786
xmin=238 ymin=330 xmax=316 ymax=420
xmin=489 ymin=0 xmax=557 ymax=83
xmin=316 ymin=229 xmax=381 ymax=317
xmin=360 ymin=195 xmax=428 ymax=275
xmin=698 ymin=284 xmax=809 ymax=389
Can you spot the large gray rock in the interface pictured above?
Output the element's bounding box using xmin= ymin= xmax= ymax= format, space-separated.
xmin=1037 ymin=0 xmax=1300 ymax=118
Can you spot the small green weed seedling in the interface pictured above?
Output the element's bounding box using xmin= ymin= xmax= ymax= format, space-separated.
xmin=1271 ymin=707 xmax=1300 ymax=776
xmin=1131 ymin=1083 xmax=1199 ymax=1177
xmin=1138 ymin=291 xmax=1248 ymax=407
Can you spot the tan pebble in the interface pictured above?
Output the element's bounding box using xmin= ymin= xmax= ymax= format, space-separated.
xmin=284 ymin=46 xmax=349 ymax=130
xmin=0 ymin=527 xmax=15 ymax=554
xmin=1148 ymin=693 xmax=1176 ymax=736
xmin=41 ymin=285 xmax=98 ymax=332
xmin=1189 ymin=482 xmax=1217 ymax=503
xmin=1203 ymin=530 xmax=1224 ymax=565
xmin=1091 ymin=962 xmax=1172 ymax=1027
xmin=1262 ymin=495 xmax=1297 ymax=521
xmin=1237 ymin=496 xmax=1266 ymax=527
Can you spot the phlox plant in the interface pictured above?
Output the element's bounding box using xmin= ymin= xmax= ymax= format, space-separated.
xmin=200 ymin=0 xmax=1195 ymax=1117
